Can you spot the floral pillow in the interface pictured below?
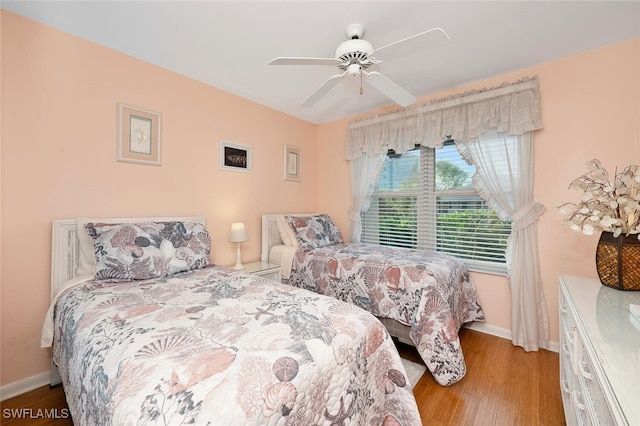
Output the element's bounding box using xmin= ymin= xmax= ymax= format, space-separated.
xmin=85 ymin=221 xmax=212 ymax=282
xmin=285 ymin=214 xmax=343 ymax=250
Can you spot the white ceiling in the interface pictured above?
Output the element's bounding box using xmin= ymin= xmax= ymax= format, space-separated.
xmin=4 ymin=1 xmax=640 ymax=125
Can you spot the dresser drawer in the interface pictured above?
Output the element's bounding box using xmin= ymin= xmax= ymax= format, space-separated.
xmin=571 ymin=386 xmax=590 ymax=426
xmin=559 ymin=290 xmax=576 ymax=354
xmin=576 ymin=349 xmax=616 ymax=425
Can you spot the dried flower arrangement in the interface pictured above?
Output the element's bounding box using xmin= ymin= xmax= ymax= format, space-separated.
xmin=558 ymin=159 xmax=640 ymax=237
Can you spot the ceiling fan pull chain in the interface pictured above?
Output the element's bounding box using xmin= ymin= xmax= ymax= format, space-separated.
xmin=360 ymin=66 xmax=364 ymax=95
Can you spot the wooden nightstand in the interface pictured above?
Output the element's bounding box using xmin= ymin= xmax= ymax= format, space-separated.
xmin=242 ymin=261 xmax=282 ymax=282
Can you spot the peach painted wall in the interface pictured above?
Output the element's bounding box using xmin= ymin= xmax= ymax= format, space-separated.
xmin=2 ymin=9 xmax=639 ymax=390
xmin=318 ymin=37 xmax=640 ymax=345
xmin=0 ymin=11 xmax=318 ymax=386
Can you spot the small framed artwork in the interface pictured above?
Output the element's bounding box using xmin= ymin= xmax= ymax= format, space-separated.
xmin=284 ymin=144 xmax=301 ymax=182
xmin=219 ymin=140 xmax=252 ymax=173
xmin=117 ymin=103 xmax=162 ymax=166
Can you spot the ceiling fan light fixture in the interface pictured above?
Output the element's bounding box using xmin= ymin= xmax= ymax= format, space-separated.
xmin=347 ymin=63 xmax=361 ymax=77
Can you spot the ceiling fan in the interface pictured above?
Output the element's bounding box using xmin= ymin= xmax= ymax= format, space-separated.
xmin=268 ymin=24 xmax=451 ymax=108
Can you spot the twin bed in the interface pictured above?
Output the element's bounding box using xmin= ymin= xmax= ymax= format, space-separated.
xmin=43 ymin=216 xmax=421 ymax=425
xmin=261 ymin=214 xmax=485 ymax=387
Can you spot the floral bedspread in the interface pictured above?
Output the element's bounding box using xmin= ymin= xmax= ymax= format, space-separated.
xmin=287 ymin=243 xmax=485 ymax=386
xmin=52 ymin=266 xmax=421 ymax=425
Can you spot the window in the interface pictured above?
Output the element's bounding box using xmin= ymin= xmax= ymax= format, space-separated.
xmin=361 ymin=141 xmax=512 ymax=274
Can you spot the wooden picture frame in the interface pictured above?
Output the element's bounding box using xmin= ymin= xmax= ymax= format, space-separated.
xmin=219 ymin=140 xmax=252 ymax=173
xmin=284 ymin=145 xmax=301 ymax=181
xmin=117 ymin=103 xmax=162 ymax=166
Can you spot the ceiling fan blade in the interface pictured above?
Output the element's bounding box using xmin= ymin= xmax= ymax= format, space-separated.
xmin=300 ymin=71 xmax=347 ymax=107
xmin=364 ymin=71 xmax=416 ymax=107
xmin=372 ymin=27 xmax=451 ymax=59
xmin=268 ymin=57 xmax=340 ymax=66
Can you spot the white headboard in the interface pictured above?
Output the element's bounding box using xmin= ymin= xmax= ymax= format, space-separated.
xmin=51 ymin=216 xmax=206 ymax=300
xmin=260 ymin=213 xmax=317 ymax=262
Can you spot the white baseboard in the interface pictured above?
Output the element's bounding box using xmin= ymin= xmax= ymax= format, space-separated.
xmin=0 ymin=371 xmax=50 ymax=402
xmin=464 ymin=322 xmax=512 ymax=340
xmin=464 ymin=322 xmax=559 ymax=353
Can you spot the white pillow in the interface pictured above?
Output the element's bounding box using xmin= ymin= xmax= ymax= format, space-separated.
xmin=277 ymin=215 xmax=299 ymax=247
xmin=76 ymin=217 xmax=97 ymax=276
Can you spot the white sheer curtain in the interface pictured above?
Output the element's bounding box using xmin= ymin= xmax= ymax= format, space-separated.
xmin=456 ymin=130 xmax=549 ymax=351
xmin=348 ymin=152 xmax=386 ymax=242
xmin=345 ymin=76 xmax=549 ymax=351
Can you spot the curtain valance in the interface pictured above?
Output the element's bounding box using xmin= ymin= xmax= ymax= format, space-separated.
xmin=346 ymin=76 xmax=542 ymax=160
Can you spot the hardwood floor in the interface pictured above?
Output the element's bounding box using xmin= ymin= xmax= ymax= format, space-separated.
xmin=1 ymin=329 xmax=565 ymax=425
xmin=397 ymin=328 xmax=566 ymax=425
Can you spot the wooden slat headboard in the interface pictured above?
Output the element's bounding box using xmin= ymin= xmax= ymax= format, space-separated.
xmin=260 ymin=213 xmax=317 ymax=262
xmin=51 ymin=219 xmax=80 ymax=296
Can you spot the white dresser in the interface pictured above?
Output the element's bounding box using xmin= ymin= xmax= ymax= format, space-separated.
xmin=559 ymin=275 xmax=640 ymax=426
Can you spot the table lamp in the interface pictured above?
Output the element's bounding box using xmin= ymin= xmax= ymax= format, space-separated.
xmin=229 ymin=222 xmax=248 ymax=269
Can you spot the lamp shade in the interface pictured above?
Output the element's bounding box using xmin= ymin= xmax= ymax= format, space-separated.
xmin=229 ymin=222 xmax=248 ymax=243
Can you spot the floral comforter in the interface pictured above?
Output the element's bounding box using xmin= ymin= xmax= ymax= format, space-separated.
xmin=286 ymin=243 xmax=485 ymax=386
xmin=52 ymin=266 xmax=421 ymax=425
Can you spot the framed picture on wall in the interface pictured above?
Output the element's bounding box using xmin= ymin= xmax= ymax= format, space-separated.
xmin=117 ymin=103 xmax=162 ymax=166
xmin=219 ymin=140 xmax=252 ymax=173
xmin=284 ymin=145 xmax=301 ymax=181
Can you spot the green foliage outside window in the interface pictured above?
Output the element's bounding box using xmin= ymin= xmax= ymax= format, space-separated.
xmin=376 ymin=198 xmax=417 ymax=248
xmin=436 ymin=209 xmax=509 ymax=262
xmin=436 ymin=160 xmax=470 ymax=190
xmin=373 ymin=200 xmax=509 ymax=262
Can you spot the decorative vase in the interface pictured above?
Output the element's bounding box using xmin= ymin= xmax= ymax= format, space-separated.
xmin=595 ymin=231 xmax=640 ymax=291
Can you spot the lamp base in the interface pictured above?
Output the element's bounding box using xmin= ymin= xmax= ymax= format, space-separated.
xmin=233 ymin=243 xmax=244 ymax=270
